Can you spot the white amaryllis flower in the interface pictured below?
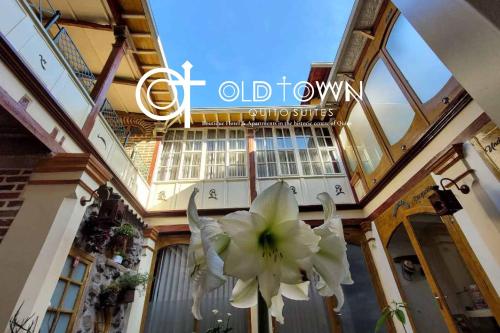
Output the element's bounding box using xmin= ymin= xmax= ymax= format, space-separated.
xmin=187 ymin=188 xmax=229 ymax=320
xmin=187 ymin=181 xmax=352 ymax=323
xmin=310 ymin=192 xmax=353 ymax=310
xmin=219 ymin=181 xmax=320 ymax=307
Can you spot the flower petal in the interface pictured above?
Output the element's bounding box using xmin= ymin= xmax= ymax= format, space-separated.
xmin=258 ymin=262 xmax=281 ymax=307
xmin=310 ymin=192 xmax=353 ymax=311
xmin=187 ymin=187 xmax=202 ymax=231
xmin=219 ymin=211 xmax=256 ymax=236
xmin=223 ymin=242 xmax=263 ymax=280
xmin=250 ymin=181 xmax=299 ymax=225
xmin=230 ymin=278 xmax=258 ymax=308
xmin=270 ymin=293 xmax=285 ymax=324
xmin=279 ymin=259 xmax=303 ymax=285
xmin=281 ymin=281 xmax=310 ymax=301
xmin=276 ymin=220 xmax=320 ymax=260
xmin=187 ymin=188 xmax=228 ymax=319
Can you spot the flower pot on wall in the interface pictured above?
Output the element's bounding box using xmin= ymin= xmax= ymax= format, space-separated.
xmin=118 ymin=289 xmax=135 ymax=304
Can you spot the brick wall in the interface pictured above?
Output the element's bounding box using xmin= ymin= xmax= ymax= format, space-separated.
xmin=124 ymin=138 xmax=157 ymax=180
xmin=0 ymin=168 xmax=32 ymax=243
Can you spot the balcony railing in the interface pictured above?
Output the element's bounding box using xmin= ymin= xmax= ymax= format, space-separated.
xmin=28 ymin=0 xmax=127 ymax=144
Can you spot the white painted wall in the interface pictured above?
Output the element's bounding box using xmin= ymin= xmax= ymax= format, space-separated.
xmin=368 ymin=224 xmax=414 ymax=333
xmin=124 ymin=237 xmax=156 ymax=333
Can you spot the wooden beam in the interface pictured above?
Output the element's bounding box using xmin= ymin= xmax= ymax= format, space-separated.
xmin=106 ymin=0 xmax=124 ymax=25
xmin=131 ymin=32 xmax=151 ymax=38
xmin=57 ymin=18 xmax=112 ymax=31
xmin=133 ymin=49 xmax=157 ymax=55
xmin=353 ymin=29 xmax=375 ymax=40
xmin=150 ymin=90 xmax=170 ymax=95
xmin=142 ymin=64 xmax=161 ymax=70
xmin=122 ymin=13 xmax=146 ymax=20
xmin=111 ymin=76 xmax=137 ymax=86
xmin=82 ymin=30 xmax=128 ymax=136
xmin=94 ymin=74 xmax=138 ymax=87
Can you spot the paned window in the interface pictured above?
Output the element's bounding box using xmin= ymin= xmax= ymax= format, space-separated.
xmin=40 ymin=251 xmax=91 ymax=333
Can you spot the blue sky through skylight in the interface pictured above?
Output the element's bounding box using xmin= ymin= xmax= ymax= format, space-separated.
xmin=150 ymin=0 xmax=354 ymax=107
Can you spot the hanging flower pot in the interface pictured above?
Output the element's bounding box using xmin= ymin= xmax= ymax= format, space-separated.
xmin=115 ymin=272 xmax=149 ymax=304
xmin=118 ymin=288 xmax=136 ymax=304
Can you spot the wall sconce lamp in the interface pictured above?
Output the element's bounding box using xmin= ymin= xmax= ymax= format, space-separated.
xmin=80 ymin=184 xmax=112 ymax=206
xmin=428 ymin=178 xmax=470 ymax=216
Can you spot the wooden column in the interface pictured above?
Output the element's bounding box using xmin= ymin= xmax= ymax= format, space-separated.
xmin=246 ymin=128 xmax=257 ymax=201
xmin=82 ymin=26 xmax=128 ymax=136
xmin=147 ymin=138 xmax=162 ymax=184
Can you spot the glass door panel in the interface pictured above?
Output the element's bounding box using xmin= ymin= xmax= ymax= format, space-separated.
xmin=387 ymin=224 xmax=449 ymax=332
xmin=408 ymin=214 xmax=500 ymax=332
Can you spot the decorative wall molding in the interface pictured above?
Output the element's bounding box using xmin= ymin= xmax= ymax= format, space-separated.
xmin=34 ymin=153 xmax=113 ymax=185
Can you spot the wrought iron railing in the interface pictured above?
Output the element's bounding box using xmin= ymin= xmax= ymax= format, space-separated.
xmin=53 ymin=28 xmax=97 ymax=93
xmin=100 ymin=100 xmax=127 ymax=140
xmin=27 ymin=0 xmax=127 ymax=144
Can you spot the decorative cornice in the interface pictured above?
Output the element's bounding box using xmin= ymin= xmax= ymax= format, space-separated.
xmin=425 ymin=143 xmax=464 ymax=175
xmin=34 ymin=153 xmax=112 ymax=185
xmin=360 ymin=221 xmax=372 ymax=234
xmin=143 ymin=227 xmax=159 ymax=242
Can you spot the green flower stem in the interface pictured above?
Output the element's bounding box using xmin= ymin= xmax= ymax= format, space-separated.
xmin=258 ymin=289 xmax=269 ymax=333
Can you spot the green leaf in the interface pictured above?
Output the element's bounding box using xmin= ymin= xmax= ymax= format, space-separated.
xmin=395 ymin=309 xmax=406 ymax=325
xmin=375 ymin=310 xmax=391 ymax=332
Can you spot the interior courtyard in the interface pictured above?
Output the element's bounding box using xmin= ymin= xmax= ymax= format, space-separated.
xmin=0 ymin=0 xmax=499 ymax=332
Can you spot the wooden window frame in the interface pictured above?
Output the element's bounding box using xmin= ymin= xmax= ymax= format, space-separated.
xmin=336 ymin=2 xmax=466 ymax=193
xmin=361 ymin=53 xmax=429 ymax=162
xmin=381 ymin=12 xmax=463 ymax=122
xmin=343 ymin=100 xmax=393 ymax=189
xmin=42 ymin=248 xmax=94 ymax=333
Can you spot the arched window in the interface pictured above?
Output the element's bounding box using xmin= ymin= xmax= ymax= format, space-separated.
xmin=347 ymin=103 xmax=383 ymax=174
xmin=386 ymin=15 xmax=452 ymax=103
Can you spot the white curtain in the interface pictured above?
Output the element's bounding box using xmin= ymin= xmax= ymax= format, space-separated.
xmin=144 ymin=244 xmax=248 ymax=333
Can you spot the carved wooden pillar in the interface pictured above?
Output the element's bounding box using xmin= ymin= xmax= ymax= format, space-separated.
xmin=82 ymin=26 xmax=129 ymax=136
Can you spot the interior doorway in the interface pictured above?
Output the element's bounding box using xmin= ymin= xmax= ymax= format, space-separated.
xmin=386 ymin=208 xmax=499 ymax=332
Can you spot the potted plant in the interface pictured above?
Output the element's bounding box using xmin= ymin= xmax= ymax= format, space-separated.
xmin=116 ymin=272 xmax=149 ymax=304
xmin=112 ymin=250 xmax=125 ymax=265
xmin=99 ymin=283 xmax=120 ymax=308
xmin=375 ymin=301 xmax=408 ymax=332
xmin=112 ymin=223 xmax=136 ymax=251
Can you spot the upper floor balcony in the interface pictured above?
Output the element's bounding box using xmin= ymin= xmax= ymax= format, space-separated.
xmin=0 ymin=0 xmax=176 ymax=207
